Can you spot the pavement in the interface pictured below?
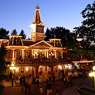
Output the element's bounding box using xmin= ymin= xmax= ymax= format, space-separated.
xmin=62 ymin=77 xmax=93 ymax=95
xmin=4 ymin=80 xmax=64 ymax=95
xmin=3 ymin=77 xmax=94 ymax=95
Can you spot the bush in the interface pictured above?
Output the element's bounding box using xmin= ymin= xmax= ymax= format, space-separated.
xmin=0 ymin=85 xmax=5 ymax=95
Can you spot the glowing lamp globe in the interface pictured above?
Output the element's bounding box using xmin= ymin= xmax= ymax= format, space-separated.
xmin=93 ymin=66 xmax=95 ymax=71
xmin=89 ymin=72 xmax=95 ymax=77
xmin=76 ymin=38 xmax=83 ymax=42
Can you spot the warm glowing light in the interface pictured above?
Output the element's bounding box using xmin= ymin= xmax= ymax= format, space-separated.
xmin=65 ymin=64 xmax=72 ymax=69
xmin=76 ymin=38 xmax=83 ymax=42
xmin=26 ymin=68 xmax=29 ymax=71
xmin=65 ymin=65 xmax=68 ymax=68
xmin=93 ymin=66 xmax=95 ymax=71
xmin=39 ymin=66 xmax=42 ymax=68
xmin=30 ymin=67 xmax=32 ymax=68
xmin=40 ymin=50 xmax=42 ymax=52
xmin=68 ymin=64 xmax=72 ymax=69
xmin=33 ymin=54 xmax=35 ymax=56
xmin=89 ymin=72 xmax=95 ymax=77
xmin=10 ymin=67 xmax=16 ymax=70
xmin=52 ymin=53 xmax=54 ymax=56
xmin=58 ymin=65 xmax=62 ymax=70
xmin=11 ymin=63 xmax=14 ymax=66
xmin=49 ymin=54 xmax=51 ymax=56
xmin=49 ymin=52 xmax=54 ymax=56
xmin=16 ymin=68 xmax=19 ymax=72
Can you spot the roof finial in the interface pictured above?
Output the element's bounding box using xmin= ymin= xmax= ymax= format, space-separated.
xmin=36 ymin=1 xmax=39 ymax=9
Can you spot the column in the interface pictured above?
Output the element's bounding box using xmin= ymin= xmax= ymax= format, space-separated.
xmin=22 ymin=49 xmax=25 ymax=59
xmin=44 ymin=51 xmax=46 ymax=57
xmin=51 ymin=66 xmax=54 ymax=79
xmin=35 ymin=66 xmax=39 ymax=78
xmin=47 ymin=51 xmax=48 ymax=58
xmin=45 ymin=66 xmax=47 ymax=71
xmin=12 ymin=49 xmax=15 ymax=59
xmin=54 ymin=50 xmax=57 ymax=59
xmin=32 ymin=50 xmax=33 ymax=58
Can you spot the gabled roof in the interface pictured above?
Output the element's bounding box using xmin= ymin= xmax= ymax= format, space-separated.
xmin=30 ymin=40 xmax=53 ymax=47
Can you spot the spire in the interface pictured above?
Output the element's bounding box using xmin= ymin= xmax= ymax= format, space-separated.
xmin=36 ymin=4 xmax=39 ymax=9
xmin=32 ymin=5 xmax=42 ymax=24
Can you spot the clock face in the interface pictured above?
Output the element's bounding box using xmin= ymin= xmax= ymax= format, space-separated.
xmin=37 ymin=26 xmax=43 ymax=33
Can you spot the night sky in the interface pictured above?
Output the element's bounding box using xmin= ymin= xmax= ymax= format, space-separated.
xmin=0 ymin=0 xmax=94 ymax=38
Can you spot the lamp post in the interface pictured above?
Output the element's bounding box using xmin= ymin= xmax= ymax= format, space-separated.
xmin=76 ymin=38 xmax=83 ymax=59
xmin=9 ymin=62 xmax=16 ymax=86
xmin=10 ymin=63 xmax=16 ymax=74
xmin=76 ymin=38 xmax=83 ymax=47
xmin=89 ymin=66 xmax=95 ymax=89
xmin=33 ymin=51 xmax=39 ymax=79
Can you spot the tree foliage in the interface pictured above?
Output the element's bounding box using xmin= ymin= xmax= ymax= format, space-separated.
xmin=45 ymin=26 xmax=76 ymax=48
xmin=0 ymin=28 xmax=9 ymax=39
xmin=19 ymin=30 xmax=26 ymax=39
xmin=0 ymin=46 xmax=10 ymax=82
xmin=73 ymin=1 xmax=95 ymax=60
xmin=11 ymin=29 xmax=17 ymax=35
xmin=74 ymin=1 xmax=95 ymax=47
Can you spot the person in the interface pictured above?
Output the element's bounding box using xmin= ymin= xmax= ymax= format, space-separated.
xmin=64 ymin=77 xmax=66 ymax=85
xmin=32 ymin=76 xmax=36 ymax=84
xmin=28 ymin=84 xmax=31 ymax=94
xmin=46 ymin=83 xmax=52 ymax=95
xmin=11 ymin=78 xmax=13 ymax=86
xmin=53 ymin=75 xmax=55 ymax=82
xmin=22 ymin=85 xmax=24 ymax=93
xmin=69 ymin=75 xmax=72 ymax=86
xmin=20 ymin=77 xmax=22 ymax=85
xmin=36 ymin=78 xmax=39 ymax=87
xmin=40 ymin=87 xmax=43 ymax=95
xmin=24 ymin=82 xmax=28 ymax=94
xmin=66 ymin=76 xmax=70 ymax=86
xmin=46 ymin=79 xmax=48 ymax=85
xmin=22 ymin=76 xmax=25 ymax=84
xmin=56 ymin=84 xmax=59 ymax=93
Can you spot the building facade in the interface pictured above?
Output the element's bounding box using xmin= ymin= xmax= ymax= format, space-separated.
xmin=0 ymin=6 xmax=68 ymax=81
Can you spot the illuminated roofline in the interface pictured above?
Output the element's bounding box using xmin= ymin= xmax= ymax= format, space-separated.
xmin=30 ymin=40 xmax=53 ymax=47
xmin=9 ymin=35 xmax=22 ymax=38
xmin=49 ymin=39 xmax=61 ymax=41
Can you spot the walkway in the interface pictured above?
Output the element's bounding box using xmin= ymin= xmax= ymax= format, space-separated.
xmin=4 ymin=80 xmax=64 ymax=95
xmin=4 ymin=77 xmax=93 ymax=95
xmin=62 ymin=77 xmax=93 ymax=95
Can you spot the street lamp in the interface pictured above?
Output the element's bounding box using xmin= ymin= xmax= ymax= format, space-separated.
xmin=89 ymin=66 xmax=95 ymax=89
xmin=76 ymin=38 xmax=83 ymax=59
xmin=10 ymin=62 xmax=16 ymax=74
xmin=76 ymin=38 xmax=83 ymax=47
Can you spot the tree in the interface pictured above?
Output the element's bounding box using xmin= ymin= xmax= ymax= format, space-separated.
xmin=0 ymin=28 xmax=9 ymax=39
xmin=44 ymin=28 xmax=52 ymax=41
xmin=0 ymin=46 xmax=10 ymax=95
xmin=0 ymin=46 xmax=10 ymax=82
xmin=19 ymin=30 xmax=26 ymax=39
xmin=73 ymin=1 xmax=95 ymax=60
xmin=74 ymin=1 xmax=95 ymax=48
xmin=11 ymin=29 xmax=17 ymax=35
xmin=44 ymin=26 xmax=76 ymax=48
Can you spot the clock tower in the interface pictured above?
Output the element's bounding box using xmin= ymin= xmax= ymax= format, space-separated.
xmin=30 ymin=5 xmax=45 ymax=42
